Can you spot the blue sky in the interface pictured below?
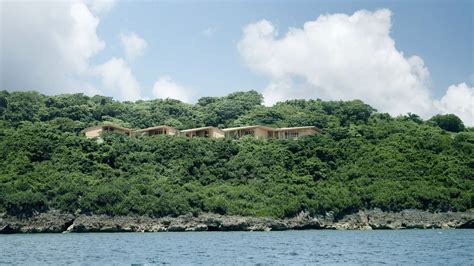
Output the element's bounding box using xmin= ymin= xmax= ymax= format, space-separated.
xmin=1 ymin=0 xmax=473 ymax=124
xmin=93 ymin=0 xmax=472 ymax=99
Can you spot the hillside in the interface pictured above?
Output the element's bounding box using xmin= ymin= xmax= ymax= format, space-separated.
xmin=0 ymin=90 xmax=472 ymax=219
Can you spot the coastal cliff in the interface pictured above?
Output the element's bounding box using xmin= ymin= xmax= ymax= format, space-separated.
xmin=1 ymin=209 xmax=472 ymax=233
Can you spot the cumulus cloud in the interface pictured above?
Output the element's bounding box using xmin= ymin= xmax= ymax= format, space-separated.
xmin=434 ymin=83 xmax=474 ymax=126
xmin=152 ymin=76 xmax=195 ymax=103
xmin=120 ymin=32 xmax=148 ymax=60
xmin=94 ymin=58 xmax=142 ymax=101
xmin=238 ymin=9 xmax=437 ymax=118
xmin=0 ymin=0 xmax=145 ymax=102
xmin=0 ymin=1 xmax=105 ymax=95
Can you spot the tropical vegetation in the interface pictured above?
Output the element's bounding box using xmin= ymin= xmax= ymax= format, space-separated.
xmin=0 ymin=90 xmax=472 ymax=218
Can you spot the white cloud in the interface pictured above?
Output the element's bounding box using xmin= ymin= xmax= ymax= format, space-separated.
xmin=94 ymin=57 xmax=142 ymax=101
xmin=65 ymin=1 xmax=106 ymax=72
xmin=238 ymin=9 xmax=436 ymax=118
xmin=434 ymin=83 xmax=474 ymax=126
xmin=120 ymin=32 xmax=148 ymax=60
xmin=152 ymin=76 xmax=195 ymax=103
xmin=0 ymin=0 xmax=105 ymax=95
xmin=0 ymin=0 xmax=145 ymax=102
xmin=85 ymin=0 xmax=117 ymax=15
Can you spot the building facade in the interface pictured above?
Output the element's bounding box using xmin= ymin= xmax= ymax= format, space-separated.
xmin=273 ymin=126 xmax=320 ymax=139
xmin=84 ymin=124 xmax=319 ymax=139
xmin=180 ymin=126 xmax=225 ymax=139
xmin=223 ymin=125 xmax=275 ymax=139
xmin=224 ymin=125 xmax=319 ymax=139
xmin=133 ymin=125 xmax=179 ymax=137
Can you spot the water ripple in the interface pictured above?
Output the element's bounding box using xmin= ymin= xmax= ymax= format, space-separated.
xmin=0 ymin=230 xmax=473 ymax=264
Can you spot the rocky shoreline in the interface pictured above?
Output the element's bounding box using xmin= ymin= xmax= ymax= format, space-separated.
xmin=1 ymin=209 xmax=472 ymax=234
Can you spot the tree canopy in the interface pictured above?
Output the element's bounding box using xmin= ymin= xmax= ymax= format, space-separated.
xmin=429 ymin=114 xmax=465 ymax=132
xmin=0 ymin=90 xmax=472 ymax=218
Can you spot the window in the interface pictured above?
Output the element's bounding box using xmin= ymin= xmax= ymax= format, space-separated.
xmin=284 ymin=131 xmax=299 ymax=138
xmin=243 ymin=130 xmax=254 ymax=136
xmin=150 ymin=129 xmax=163 ymax=136
xmin=290 ymin=131 xmax=299 ymax=138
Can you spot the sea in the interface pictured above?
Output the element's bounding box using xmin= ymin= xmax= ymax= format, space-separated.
xmin=1 ymin=230 xmax=473 ymax=265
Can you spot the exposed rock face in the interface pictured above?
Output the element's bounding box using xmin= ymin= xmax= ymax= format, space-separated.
xmin=0 ymin=210 xmax=75 ymax=233
xmin=64 ymin=213 xmax=321 ymax=233
xmin=0 ymin=209 xmax=472 ymax=233
xmin=331 ymin=209 xmax=474 ymax=230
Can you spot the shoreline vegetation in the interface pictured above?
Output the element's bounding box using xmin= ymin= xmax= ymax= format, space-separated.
xmin=1 ymin=209 xmax=473 ymax=233
xmin=0 ymin=90 xmax=473 ymax=232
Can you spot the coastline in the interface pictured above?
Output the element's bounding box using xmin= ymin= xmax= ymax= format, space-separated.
xmin=1 ymin=209 xmax=473 ymax=233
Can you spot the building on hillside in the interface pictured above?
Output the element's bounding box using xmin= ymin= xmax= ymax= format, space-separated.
xmin=223 ymin=125 xmax=275 ymax=139
xmin=180 ymin=126 xmax=225 ymax=139
xmin=83 ymin=124 xmax=132 ymax=138
xmin=83 ymin=124 xmax=319 ymax=140
xmin=222 ymin=125 xmax=319 ymax=139
xmin=132 ymin=125 xmax=179 ymax=137
xmin=273 ymin=126 xmax=319 ymax=139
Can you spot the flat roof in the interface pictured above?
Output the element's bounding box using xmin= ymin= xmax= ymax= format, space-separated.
xmin=134 ymin=125 xmax=177 ymax=132
xmin=276 ymin=126 xmax=319 ymax=131
xmin=180 ymin=126 xmax=224 ymax=133
xmin=222 ymin=125 xmax=276 ymax=132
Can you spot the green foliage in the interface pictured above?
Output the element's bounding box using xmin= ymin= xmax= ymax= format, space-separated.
xmin=0 ymin=90 xmax=472 ymax=219
xmin=197 ymin=90 xmax=263 ymax=127
xmin=3 ymin=191 xmax=47 ymax=217
xmin=429 ymin=114 xmax=466 ymax=132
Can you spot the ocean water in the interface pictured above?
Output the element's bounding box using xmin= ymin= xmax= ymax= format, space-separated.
xmin=1 ymin=230 xmax=473 ymax=265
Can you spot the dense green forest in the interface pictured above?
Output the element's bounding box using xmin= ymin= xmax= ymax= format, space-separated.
xmin=0 ymin=90 xmax=472 ymax=219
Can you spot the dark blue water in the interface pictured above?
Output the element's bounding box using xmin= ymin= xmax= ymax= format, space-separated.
xmin=1 ymin=230 xmax=473 ymax=265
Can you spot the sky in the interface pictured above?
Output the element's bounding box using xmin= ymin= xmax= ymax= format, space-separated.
xmin=1 ymin=0 xmax=473 ymax=125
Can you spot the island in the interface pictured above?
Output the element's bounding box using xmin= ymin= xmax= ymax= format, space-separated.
xmin=0 ymin=90 xmax=472 ymax=233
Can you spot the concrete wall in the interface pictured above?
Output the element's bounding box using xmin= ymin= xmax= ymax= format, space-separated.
xmin=254 ymin=128 xmax=270 ymax=139
xmin=277 ymin=128 xmax=318 ymax=139
xmin=85 ymin=128 xmax=103 ymax=138
xmin=168 ymin=128 xmax=179 ymax=136
xmin=211 ymin=128 xmax=225 ymax=138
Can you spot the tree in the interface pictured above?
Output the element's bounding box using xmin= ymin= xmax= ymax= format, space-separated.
xmin=4 ymin=191 xmax=47 ymax=217
xmin=196 ymin=91 xmax=263 ymax=127
xmin=429 ymin=114 xmax=465 ymax=132
xmin=0 ymin=90 xmax=472 ymax=219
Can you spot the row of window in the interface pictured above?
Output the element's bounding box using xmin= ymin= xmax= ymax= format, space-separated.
xmin=101 ymin=127 xmax=301 ymax=139
xmin=226 ymin=130 xmax=300 ymax=139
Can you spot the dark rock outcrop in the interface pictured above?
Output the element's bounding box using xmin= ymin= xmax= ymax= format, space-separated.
xmin=1 ymin=209 xmax=472 ymax=233
xmin=0 ymin=210 xmax=75 ymax=233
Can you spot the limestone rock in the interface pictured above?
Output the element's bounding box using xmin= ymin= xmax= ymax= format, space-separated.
xmin=1 ymin=209 xmax=473 ymax=233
